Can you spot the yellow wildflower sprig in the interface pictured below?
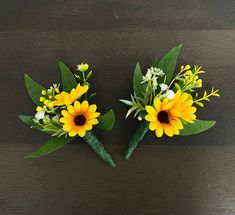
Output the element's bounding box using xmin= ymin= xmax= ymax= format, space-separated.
xmin=193 ymin=87 xmax=220 ymax=107
xmin=169 ymin=65 xmax=204 ymax=92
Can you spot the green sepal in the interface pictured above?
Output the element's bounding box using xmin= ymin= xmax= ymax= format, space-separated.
xmin=82 ymin=131 xmax=116 ymax=167
xmin=124 ymin=120 xmax=149 ymax=160
xmin=133 ymin=62 xmax=144 ymax=98
xmin=24 ymin=74 xmax=45 ymax=106
xmin=180 ymin=119 xmax=216 ymax=136
xmin=59 ymin=61 xmax=77 ymax=92
xmin=157 ymin=43 xmax=182 ymax=84
xmin=95 ymin=109 xmax=115 ymax=131
xmin=25 ymin=136 xmax=75 ymax=158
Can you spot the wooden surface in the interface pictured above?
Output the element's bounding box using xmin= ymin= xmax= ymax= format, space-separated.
xmin=0 ymin=0 xmax=235 ymax=214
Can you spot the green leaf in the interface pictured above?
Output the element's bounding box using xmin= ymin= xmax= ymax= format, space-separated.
xmin=82 ymin=131 xmax=116 ymax=167
xmin=124 ymin=120 xmax=149 ymax=160
xmin=157 ymin=43 xmax=182 ymax=84
xmin=24 ymin=74 xmax=45 ymax=106
xmin=133 ymin=62 xmax=144 ymax=98
xmin=59 ymin=61 xmax=77 ymax=92
xmin=25 ymin=136 xmax=74 ymax=158
xmin=95 ymin=109 xmax=115 ymax=131
xmin=180 ymin=119 xmax=216 ymax=136
xmin=19 ymin=115 xmax=44 ymax=131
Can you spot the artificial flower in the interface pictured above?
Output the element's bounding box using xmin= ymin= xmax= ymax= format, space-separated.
xmin=60 ymin=100 xmax=100 ymax=137
xmin=145 ymin=91 xmax=196 ymax=137
xmin=120 ymin=44 xmax=219 ymax=160
xmin=77 ymin=63 xmax=89 ymax=72
xmin=53 ymin=84 xmax=89 ymax=106
xmin=20 ymin=62 xmax=116 ymax=167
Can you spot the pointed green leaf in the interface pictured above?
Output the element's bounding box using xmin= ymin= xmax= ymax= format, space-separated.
xmin=25 ymin=136 xmax=74 ymax=158
xmin=24 ymin=74 xmax=45 ymax=106
xmin=157 ymin=43 xmax=182 ymax=84
xmin=59 ymin=61 xmax=77 ymax=92
xmin=133 ymin=62 xmax=144 ymax=98
xmin=124 ymin=120 xmax=149 ymax=160
xmin=95 ymin=109 xmax=115 ymax=131
xmin=83 ymin=131 xmax=116 ymax=167
xmin=180 ymin=119 xmax=216 ymax=136
xmin=19 ymin=115 xmax=44 ymax=131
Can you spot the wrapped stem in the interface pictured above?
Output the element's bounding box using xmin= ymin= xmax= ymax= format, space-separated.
xmin=124 ymin=120 xmax=149 ymax=160
xmin=83 ymin=131 xmax=116 ymax=168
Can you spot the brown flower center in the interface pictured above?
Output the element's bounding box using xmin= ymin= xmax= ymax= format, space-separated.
xmin=157 ymin=111 xmax=169 ymax=124
xmin=74 ymin=115 xmax=86 ymax=126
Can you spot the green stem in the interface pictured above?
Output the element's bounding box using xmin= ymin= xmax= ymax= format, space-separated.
xmin=83 ymin=131 xmax=116 ymax=168
xmin=124 ymin=120 xmax=149 ymax=160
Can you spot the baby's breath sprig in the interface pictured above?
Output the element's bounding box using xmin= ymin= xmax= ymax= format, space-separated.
xmin=193 ymin=87 xmax=220 ymax=107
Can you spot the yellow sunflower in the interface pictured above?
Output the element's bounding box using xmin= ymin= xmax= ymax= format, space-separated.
xmin=145 ymin=90 xmax=197 ymax=137
xmin=53 ymin=84 xmax=89 ymax=106
xmin=60 ymin=100 xmax=100 ymax=137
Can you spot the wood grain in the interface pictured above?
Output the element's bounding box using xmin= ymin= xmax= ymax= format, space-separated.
xmin=0 ymin=0 xmax=235 ymax=214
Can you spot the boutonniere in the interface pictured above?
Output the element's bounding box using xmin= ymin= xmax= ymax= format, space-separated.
xmin=120 ymin=44 xmax=220 ymax=159
xmin=19 ymin=61 xmax=116 ymax=167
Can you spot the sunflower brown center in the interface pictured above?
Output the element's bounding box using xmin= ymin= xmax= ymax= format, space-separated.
xmin=74 ymin=115 xmax=86 ymax=126
xmin=157 ymin=111 xmax=169 ymax=124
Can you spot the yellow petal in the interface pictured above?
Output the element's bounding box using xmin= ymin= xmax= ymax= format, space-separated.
xmin=81 ymin=101 xmax=89 ymax=112
xmin=67 ymin=105 xmax=75 ymax=115
xmin=145 ymin=114 xmax=156 ymax=122
xmin=77 ymin=128 xmax=86 ymax=137
xmin=145 ymin=105 xmax=156 ymax=115
xmin=163 ymin=125 xmax=174 ymax=137
xmin=153 ymin=97 xmax=161 ymax=110
xmin=69 ymin=129 xmax=77 ymax=137
xmin=87 ymin=119 xmax=99 ymax=125
xmin=86 ymin=104 xmax=97 ymax=114
xmin=149 ymin=122 xmax=157 ymax=131
xmin=63 ymin=123 xmax=73 ymax=131
xmin=61 ymin=110 xmax=73 ymax=119
xmin=86 ymin=112 xmax=100 ymax=119
xmin=155 ymin=126 xmax=163 ymax=137
xmin=74 ymin=101 xmax=81 ymax=112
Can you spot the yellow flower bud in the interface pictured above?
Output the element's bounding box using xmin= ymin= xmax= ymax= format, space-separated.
xmin=40 ymin=97 xmax=45 ymax=102
xmin=195 ymin=79 xmax=202 ymax=88
xmin=77 ymin=63 xmax=89 ymax=72
xmin=41 ymin=90 xmax=47 ymax=95
xmin=44 ymin=100 xmax=49 ymax=105
xmin=36 ymin=106 xmax=43 ymax=112
xmin=48 ymin=102 xmax=54 ymax=108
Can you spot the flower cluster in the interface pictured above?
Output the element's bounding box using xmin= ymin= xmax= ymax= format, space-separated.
xmin=121 ymin=64 xmax=219 ymax=138
xmin=33 ymin=63 xmax=100 ymax=138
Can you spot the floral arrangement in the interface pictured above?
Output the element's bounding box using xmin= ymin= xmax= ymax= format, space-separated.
xmin=19 ymin=61 xmax=116 ymax=167
xmin=120 ymin=44 xmax=220 ymax=159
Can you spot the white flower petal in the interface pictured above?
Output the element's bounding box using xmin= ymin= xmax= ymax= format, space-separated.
xmin=35 ymin=111 xmax=45 ymax=120
xmin=166 ymin=90 xmax=175 ymax=100
xmin=160 ymin=83 xmax=168 ymax=91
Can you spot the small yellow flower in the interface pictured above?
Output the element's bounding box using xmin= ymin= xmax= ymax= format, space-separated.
xmin=41 ymin=90 xmax=47 ymax=95
xmin=145 ymin=90 xmax=197 ymax=137
xmin=60 ymin=101 xmax=100 ymax=137
xmin=77 ymin=63 xmax=89 ymax=72
xmin=36 ymin=106 xmax=44 ymax=112
xmin=195 ymin=79 xmax=202 ymax=88
xmin=40 ymin=97 xmax=45 ymax=102
xmin=53 ymin=84 xmax=89 ymax=106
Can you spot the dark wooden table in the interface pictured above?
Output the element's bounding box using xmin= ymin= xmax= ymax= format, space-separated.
xmin=0 ymin=1 xmax=235 ymax=214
